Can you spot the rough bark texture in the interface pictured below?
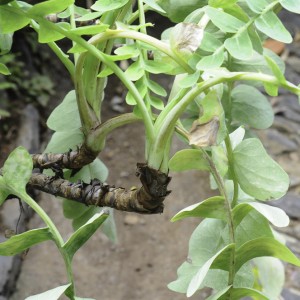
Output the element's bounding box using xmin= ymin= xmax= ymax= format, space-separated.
xmin=31 ymin=144 xmax=97 ymax=171
xmin=28 ymin=163 xmax=171 ymax=214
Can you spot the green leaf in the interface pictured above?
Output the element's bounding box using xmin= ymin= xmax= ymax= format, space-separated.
xmin=63 ymin=211 xmax=109 ymax=259
xmin=209 ymin=0 xmax=238 ymax=8
xmin=187 ymin=244 xmax=234 ymax=297
xmin=233 ymin=202 xmax=289 ymax=228
xmin=255 ymin=11 xmax=292 ymax=43
xmin=168 ymin=149 xmax=210 ymax=172
xmin=205 ymin=6 xmax=245 ymax=33
xmin=148 ymin=79 xmax=167 ymax=96
xmin=3 ymin=146 xmax=33 ymax=193
xmin=253 ymin=257 xmax=285 ymax=299
xmin=178 ymin=71 xmax=200 ymax=88
xmin=235 ymin=237 xmax=300 ymax=271
xmin=244 ymin=0 xmax=269 ymax=13
xmin=91 ymin=0 xmax=130 ymax=13
xmin=25 ymin=284 xmax=71 ymax=300
xmin=280 ymin=0 xmax=300 ymax=13
xmin=0 ymin=33 xmax=13 ymax=55
xmin=114 ymin=45 xmax=140 ymax=58
xmin=264 ymin=55 xmax=286 ymax=83
xmin=224 ymin=30 xmax=253 ymax=60
xmin=233 ymin=138 xmax=289 ymax=200
xmin=125 ymin=79 xmax=147 ymax=105
xmin=0 ymin=5 xmax=30 ymax=34
xmin=38 ymin=22 xmax=71 ymax=43
xmin=157 ymin=0 xmax=206 ymax=22
xmin=47 ymin=90 xmax=81 ymax=131
xmin=231 ymin=84 xmax=274 ymax=129
xmin=44 ymin=129 xmax=84 ymax=153
xmin=264 ymin=82 xmax=278 ymax=96
xmin=124 ymin=60 xmax=144 ymax=81
xmin=144 ymin=60 xmax=173 ymax=74
xmin=149 ymin=96 xmax=164 ymax=110
xmin=196 ymin=49 xmax=224 ymax=70
xmin=0 ymin=228 xmax=53 ymax=256
xmin=228 ymin=127 xmax=245 ymax=150
xmin=0 ymin=177 xmax=9 ymax=206
xmin=0 ymin=63 xmax=10 ymax=75
xmin=143 ymin=0 xmax=166 ymax=13
xmin=208 ymin=287 xmax=269 ymax=300
xmin=70 ymin=24 xmax=109 ymax=35
xmin=200 ymin=32 xmax=223 ymax=52
xmin=28 ymin=0 xmax=74 ymax=16
xmin=171 ymin=196 xmax=226 ymax=222
xmin=97 ymin=66 xmax=113 ymax=77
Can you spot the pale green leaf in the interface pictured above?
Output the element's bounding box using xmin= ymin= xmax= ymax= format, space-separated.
xmin=148 ymin=79 xmax=167 ymax=96
xmin=0 ymin=228 xmax=52 ymax=256
xmin=253 ymin=257 xmax=285 ymax=299
xmin=168 ymin=149 xmax=210 ymax=172
xmin=229 ymin=127 xmax=245 ymax=150
xmin=149 ymin=96 xmax=164 ymax=110
xmin=178 ymin=71 xmax=200 ymax=88
xmin=114 ymin=45 xmax=140 ymax=57
xmin=28 ymin=0 xmax=74 ymax=16
xmin=124 ymin=60 xmax=144 ymax=81
xmin=97 ymin=66 xmax=113 ymax=77
xmin=47 ymin=90 xmax=81 ymax=131
xmin=187 ymin=244 xmax=234 ymax=297
xmin=233 ymin=138 xmax=289 ymax=200
xmin=0 ymin=5 xmax=30 ymax=33
xmin=209 ymin=0 xmax=238 ymax=8
xmin=75 ymin=12 xmax=102 ymax=22
xmin=264 ymin=55 xmax=286 ymax=83
xmin=233 ymin=202 xmax=289 ymax=228
xmin=224 ymin=30 xmax=253 ymax=60
xmin=255 ymin=11 xmax=292 ymax=43
xmin=38 ymin=22 xmax=71 ymax=43
xmin=208 ymin=287 xmax=268 ymax=300
xmin=196 ymin=49 xmax=224 ymax=70
xmin=0 ymin=177 xmax=9 ymax=206
xmin=144 ymin=60 xmax=173 ymax=74
xmin=143 ymin=0 xmax=166 ymax=13
xmin=264 ymin=82 xmax=278 ymax=96
xmin=231 ymin=84 xmax=274 ymax=129
xmin=0 ymin=33 xmax=13 ymax=55
xmin=3 ymin=146 xmax=33 ymax=193
xmin=280 ymin=0 xmax=300 ymax=13
xmin=235 ymin=237 xmax=300 ymax=271
xmin=25 ymin=284 xmax=71 ymax=300
xmin=244 ymin=0 xmax=269 ymax=13
xmin=0 ymin=63 xmax=10 ymax=75
xmin=171 ymin=196 xmax=226 ymax=222
xmin=205 ymin=6 xmax=245 ymax=33
xmin=44 ymin=129 xmax=84 ymax=153
xmin=63 ymin=211 xmax=109 ymax=259
xmin=70 ymin=24 xmax=109 ymax=35
xmin=200 ymin=32 xmax=223 ymax=52
xmin=91 ymin=0 xmax=130 ymax=13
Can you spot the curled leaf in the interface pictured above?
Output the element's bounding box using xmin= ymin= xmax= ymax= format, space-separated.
xmin=189 ymin=116 xmax=219 ymax=147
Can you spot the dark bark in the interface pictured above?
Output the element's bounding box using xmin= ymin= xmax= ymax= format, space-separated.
xmin=28 ymin=163 xmax=171 ymax=214
xmin=32 ymin=144 xmax=97 ymax=171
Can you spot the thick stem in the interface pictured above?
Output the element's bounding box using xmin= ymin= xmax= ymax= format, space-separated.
xmin=28 ymin=163 xmax=171 ymax=214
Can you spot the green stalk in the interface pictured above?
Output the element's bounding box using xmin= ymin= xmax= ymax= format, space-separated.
xmin=148 ymin=72 xmax=300 ymax=169
xmin=201 ymin=150 xmax=236 ymax=293
xmin=69 ymin=4 xmax=79 ymax=64
xmin=89 ymin=29 xmax=193 ymax=73
xmin=35 ymin=19 xmax=155 ymax=142
xmin=86 ymin=113 xmax=141 ymax=152
xmin=29 ymin=21 xmax=75 ymax=81
xmin=21 ymin=193 xmax=75 ymax=299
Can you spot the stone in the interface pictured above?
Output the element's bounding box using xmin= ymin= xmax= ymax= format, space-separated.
xmin=282 ymin=288 xmax=300 ymax=300
xmin=263 ymin=129 xmax=298 ymax=154
xmin=287 ymin=56 xmax=300 ymax=74
xmin=270 ymin=193 xmax=300 ymax=219
xmin=273 ymin=116 xmax=300 ymax=135
xmin=124 ymin=214 xmax=141 ymax=225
